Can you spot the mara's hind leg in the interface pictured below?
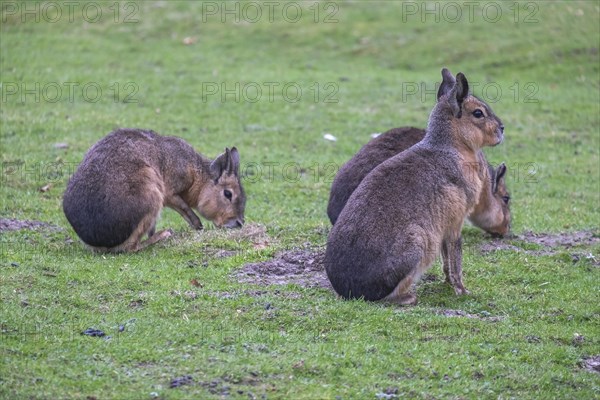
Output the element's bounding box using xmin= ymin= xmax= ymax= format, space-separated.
xmin=109 ymin=211 xmax=166 ymax=253
xmin=137 ymin=229 xmax=173 ymax=251
xmin=148 ymin=222 xmax=156 ymax=238
xmin=442 ymin=236 xmax=469 ymax=295
xmin=380 ymin=272 xmax=417 ymax=305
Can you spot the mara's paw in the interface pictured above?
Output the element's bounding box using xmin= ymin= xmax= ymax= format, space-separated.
xmin=162 ymin=229 xmax=174 ymax=239
xmin=382 ymin=292 xmax=417 ymax=306
xmin=453 ymin=286 xmax=470 ymax=296
xmin=146 ymin=229 xmax=173 ymax=245
xmin=398 ymin=293 xmax=418 ymax=306
xmin=192 ymin=221 xmax=204 ymax=230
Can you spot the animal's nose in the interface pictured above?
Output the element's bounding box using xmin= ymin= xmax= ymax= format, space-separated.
xmin=500 ymin=124 xmax=504 ymax=133
xmin=223 ymin=219 xmax=243 ymax=229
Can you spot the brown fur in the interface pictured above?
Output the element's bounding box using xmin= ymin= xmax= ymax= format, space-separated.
xmin=327 ymin=127 xmax=511 ymax=236
xmin=326 ymin=127 xmax=424 ymax=225
xmin=470 ymin=161 xmax=511 ymax=236
xmin=325 ymin=68 xmax=504 ymax=303
xmin=63 ymin=128 xmax=246 ymax=253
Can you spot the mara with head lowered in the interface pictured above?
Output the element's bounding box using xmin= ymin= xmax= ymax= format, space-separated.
xmin=325 ymin=68 xmax=505 ymax=304
xmin=327 ymin=126 xmax=511 ymax=236
xmin=63 ymin=128 xmax=246 ymax=253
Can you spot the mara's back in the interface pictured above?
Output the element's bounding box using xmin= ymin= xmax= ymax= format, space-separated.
xmin=327 ymin=127 xmax=424 ymax=224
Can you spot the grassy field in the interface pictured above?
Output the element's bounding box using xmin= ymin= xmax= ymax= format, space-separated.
xmin=1 ymin=1 xmax=599 ymax=399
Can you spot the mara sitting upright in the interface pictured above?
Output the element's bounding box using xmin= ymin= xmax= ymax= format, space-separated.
xmin=325 ymin=68 xmax=504 ymax=304
xmin=63 ymin=128 xmax=246 ymax=253
xmin=326 ymin=126 xmax=511 ymax=237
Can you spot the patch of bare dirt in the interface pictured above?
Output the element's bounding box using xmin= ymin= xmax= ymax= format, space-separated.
xmin=0 ymin=218 xmax=61 ymax=232
xmin=581 ymin=355 xmax=600 ymax=374
xmin=236 ymin=230 xmax=599 ymax=293
xmin=227 ymin=223 xmax=271 ymax=248
xmin=188 ymin=224 xmax=272 ymax=263
xmin=202 ymin=289 xmax=303 ymax=300
xmin=235 ymin=249 xmax=331 ymax=289
xmin=480 ymin=230 xmax=599 ymax=258
xmin=521 ymin=230 xmax=599 ymax=247
xmin=181 ymin=224 xmax=272 ymax=269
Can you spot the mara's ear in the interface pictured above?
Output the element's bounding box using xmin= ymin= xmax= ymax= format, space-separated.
xmin=228 ymin=147 xmax=240 ymax=176
xmin=455 ymin=72 xmax=469 ymax=105
xmin=437 ymin=67 xmax=455 ymax=101
xmin=495 ymin=162 xmax=507 ymax=186
xmin=446 ymin=72 xmax=469 ymax=118
xmin=491 ymin=162 xmax=507 ymax=193
xmin=210 ymin=147 xmax=231 ymax=181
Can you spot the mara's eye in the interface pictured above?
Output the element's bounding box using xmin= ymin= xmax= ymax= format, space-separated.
xmin=502 ymin=195 xmax=510 ymax=204
xmin=473 ymin=109 xmax=484 ymax=118
xmin=224 ymin=189 xmax=232 ymax=200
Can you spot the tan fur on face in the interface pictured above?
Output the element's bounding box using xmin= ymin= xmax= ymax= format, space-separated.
xmin=196 ymin=173 xmax=245 ymax=227
xmin=451 ymin=96 xmax=504 ymax=152
xmin=469 ymin=162 xmax=511 ymax=236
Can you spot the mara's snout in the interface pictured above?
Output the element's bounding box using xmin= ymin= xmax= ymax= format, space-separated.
xmin=495 ymin=124 xmax=505 ymax=145
xmin=222 ymin=218 xmax=244 ymax=229
xmin=487 ymin=223 xmax=510 ymax=238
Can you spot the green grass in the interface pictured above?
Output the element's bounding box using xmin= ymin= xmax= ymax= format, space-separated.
xmin=1 ymin=1 xmax=599 ymax=399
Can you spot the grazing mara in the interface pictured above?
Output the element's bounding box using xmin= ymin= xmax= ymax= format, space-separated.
xmin=63 ymin=128 xmax=245 ymax=253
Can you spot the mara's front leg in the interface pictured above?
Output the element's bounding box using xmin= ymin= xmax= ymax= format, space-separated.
xmin=165 ymin=194 xmax=203 ymax=230
xmin=442 ymin=241 xmax=451 ymax=284
xmin=442 ymin=236 xmax=469 ymax=295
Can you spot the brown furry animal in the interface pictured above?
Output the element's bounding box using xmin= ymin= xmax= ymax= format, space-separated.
xmin=327 ymin=127 xmax=510 ymax=236
xmin=63 ymin=128 xmax=245 ymax=253
xmin=325 ymin=68 xmax=504 ymax=304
